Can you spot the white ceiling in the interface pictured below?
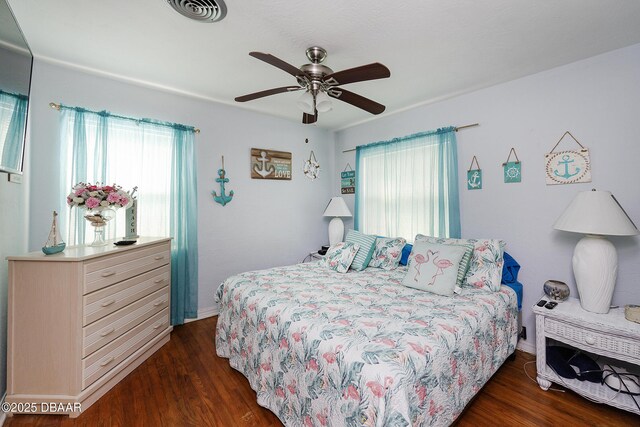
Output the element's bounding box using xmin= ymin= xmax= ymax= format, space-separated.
xmin=8 ymin=0 xmax=640 ymax=130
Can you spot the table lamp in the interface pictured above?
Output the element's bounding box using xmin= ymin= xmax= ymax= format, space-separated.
xmin=554 ymin=189 xmax=638 ymax=313
xmin=323 ymin=197 xmax=352 ymax=246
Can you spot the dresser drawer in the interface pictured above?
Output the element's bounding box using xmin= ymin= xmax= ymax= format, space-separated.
xmin=83 ymin=287 xmax=169 ymax=357
xmin=83 ymin=265 xmax=170 ymax=326
xmin=82 ymin=308 xmax=169 ymax=390
xmin=545 ymin=318 xmax=640 ymax=361
xmin=84 ymin=243 xmax=170 ymax=294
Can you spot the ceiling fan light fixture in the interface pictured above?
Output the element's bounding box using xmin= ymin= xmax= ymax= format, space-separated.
xmin=297 ymin=91 xmax=315 ymax=115
xmin=315 ymin=91 xmax=333 ymax=113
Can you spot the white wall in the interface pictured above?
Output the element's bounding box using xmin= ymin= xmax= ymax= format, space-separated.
xmin=335 ymin=43 xmax=640 ymax=352
xmin=27 ymin=60 xmax=335 ymax=315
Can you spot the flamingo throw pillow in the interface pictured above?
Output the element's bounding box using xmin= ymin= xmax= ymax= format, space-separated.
xmin=401 ymin=241 xmax=467 ymax=296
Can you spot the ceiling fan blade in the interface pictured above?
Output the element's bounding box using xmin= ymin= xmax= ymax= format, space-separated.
xmin=327 ymin=88 xmax=386 ymax=115
xmin=302 ymin=112 xmax=317 ymax=124
xmin=249 ymin=52 xmax=305 ymax=78
xmin=235 ymin=86 xmax=302 ymax=102
xmin=323 ymin=63 xmax=390 ymax=86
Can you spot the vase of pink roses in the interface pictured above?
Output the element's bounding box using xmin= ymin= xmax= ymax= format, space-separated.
xmin=67 ymin=182 xmax=131 ymax=246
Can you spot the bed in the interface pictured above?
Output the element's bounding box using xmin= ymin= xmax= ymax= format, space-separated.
xmin=215 ymin=261 xmax=518 ymax=426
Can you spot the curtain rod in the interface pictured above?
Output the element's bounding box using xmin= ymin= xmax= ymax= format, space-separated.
xmin=341 ymin=123 xmax=478 ymax=153
xmin=49 ymin=102 xmax=201 ymax=134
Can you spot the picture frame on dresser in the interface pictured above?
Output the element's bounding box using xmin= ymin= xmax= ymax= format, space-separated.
xmin=5 ymin=237 xmax=173 ymax=417
xmin=534 ymin=297 xmax=640 ymax=415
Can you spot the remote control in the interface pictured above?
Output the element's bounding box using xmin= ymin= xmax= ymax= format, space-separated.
xmin=545 ymin=301 xmax=558 ymax=309
xmin=536 ymin=300 xmax=547 ymax=307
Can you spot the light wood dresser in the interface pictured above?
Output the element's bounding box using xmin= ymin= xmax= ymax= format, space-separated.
xmin=6 ymin=237 xmax=173 ymax=417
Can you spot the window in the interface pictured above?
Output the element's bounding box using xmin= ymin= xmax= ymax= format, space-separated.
xmin=61 ymin=112 xmax=173 ymax=244
xmin=59 ymin=106 xmax=198 ymax=324
xmin=355 ymin=127 xmax=460 ymax=241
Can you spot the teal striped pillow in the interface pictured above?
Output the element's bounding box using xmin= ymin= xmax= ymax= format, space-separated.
xmin=345 ymin=230 xmax=377 ymax=271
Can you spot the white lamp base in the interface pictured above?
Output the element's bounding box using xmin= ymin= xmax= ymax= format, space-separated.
xmin=572 ymin=234 xmax=618 ymax=314
xmin=328 ymin=217 xmax=345 ymax=246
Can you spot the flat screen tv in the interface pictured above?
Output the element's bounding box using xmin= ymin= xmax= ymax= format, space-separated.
xmin=0 ymin=0 xmax=32 ymax=174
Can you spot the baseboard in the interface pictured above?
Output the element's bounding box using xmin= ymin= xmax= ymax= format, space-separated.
xmin=517 ymin=339 xmax=536 ymax=355
xmin=0 ymin=392 xmax=7 ymax=426
xmin=184 ymin=306 xmax=218 ymax=323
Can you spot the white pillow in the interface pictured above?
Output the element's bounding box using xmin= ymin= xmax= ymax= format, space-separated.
xmin=402 ymin=241 xmax=466 ymax=296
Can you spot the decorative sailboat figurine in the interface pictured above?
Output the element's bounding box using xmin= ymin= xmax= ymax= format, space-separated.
xmin=42 ymin=210 xmax=66 ymax=255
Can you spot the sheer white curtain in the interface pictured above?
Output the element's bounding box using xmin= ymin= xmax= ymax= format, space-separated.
xmin=355 ymin=127 xmax=460 ymax=241
xmin=60 ymin=111 xmax=172 ymax=245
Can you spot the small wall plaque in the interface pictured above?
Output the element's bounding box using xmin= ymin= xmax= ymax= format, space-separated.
xmin=467 ymin=156 xmax=482 ymax=190
xmin=251 ymin=148 xmax=292 ymax=180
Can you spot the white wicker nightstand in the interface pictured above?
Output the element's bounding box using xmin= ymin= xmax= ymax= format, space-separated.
xmin=534 ymin=297 xmax=640 ymax=415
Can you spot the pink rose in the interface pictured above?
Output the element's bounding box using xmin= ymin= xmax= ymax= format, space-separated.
xmin=106 ymin=192 xmax=121 ymax=203
xmin=119 ymin=197 xmax=129 ymax=206
xmin=85 ymin=197 xmax=100 ymax=209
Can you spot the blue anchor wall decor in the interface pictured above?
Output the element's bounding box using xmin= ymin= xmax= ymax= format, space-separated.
xmin=212 ymin=156 xmax=234 ymax=206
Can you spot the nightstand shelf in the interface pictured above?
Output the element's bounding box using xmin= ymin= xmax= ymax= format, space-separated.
xmin=302 ymin=251 xmax=325 ymax=263
xmin=534 ymin=297 xmax=640 ymax=415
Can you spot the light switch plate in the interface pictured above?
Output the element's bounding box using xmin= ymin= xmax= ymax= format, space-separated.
xmin=8 ymin=173 xmax=23 ymax=184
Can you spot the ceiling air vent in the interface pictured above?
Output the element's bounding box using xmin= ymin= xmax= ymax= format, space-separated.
xmin=166 ymin=0 xmax=227 ymax=23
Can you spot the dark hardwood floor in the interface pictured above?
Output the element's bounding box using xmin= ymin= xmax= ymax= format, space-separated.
xmin=6 ymin=316 xmax=638 ymax=426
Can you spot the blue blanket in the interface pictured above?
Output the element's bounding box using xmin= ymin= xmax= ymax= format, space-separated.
xmin=502 ymin=251 xmax=523 ymax=310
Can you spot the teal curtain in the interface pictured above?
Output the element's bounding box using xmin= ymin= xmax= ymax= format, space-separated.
xmin=59 ymin=105 xmax=199 ymax=325
xmin=355 ymin=126 xmax=460 ymax=240
xmin=0 ymin=90 xmax=28 ymax=170
xmin=170 ymin=127 xmax=199 ymax=324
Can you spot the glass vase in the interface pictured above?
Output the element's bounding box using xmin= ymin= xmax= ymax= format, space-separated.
xmin=84 ymin=207 xmax=116 ymax=246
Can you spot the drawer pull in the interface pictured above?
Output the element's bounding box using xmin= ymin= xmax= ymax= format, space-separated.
xmin=154 ymin=255 xmax=164 ymax=260
xmin=100 ymin=356 xmax=115 ymax=367
xmin=153 ymin=300 xmax=166 ymax=307
xmin=100 ymin=299 xmax=116 ymax=307
xmin=154 ymin=278 xmax=165 ymax=284
xmin=100 ymin=271 xmax=116 ymax=277
xmin=585 ymin=336 xmax=596 ymax=345
xmin=153 ymin=321 xmax=166 ymax=330
xmin=100 ymin=327 xmax=116 ymax=337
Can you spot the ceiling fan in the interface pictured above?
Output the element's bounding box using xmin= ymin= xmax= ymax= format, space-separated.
xmin=235 ymin=47 xmax=391 ymax=124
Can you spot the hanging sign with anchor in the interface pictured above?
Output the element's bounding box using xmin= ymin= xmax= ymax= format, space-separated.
xmin=251 ymin=148 xmax=292 ymax=180
xmin=467 ymin=156 xmax=482 ymax=190
xmin=212 ymin=156 xmax=234 ymax=206
xmin=544 ymin=131 xmax=591 ymax=185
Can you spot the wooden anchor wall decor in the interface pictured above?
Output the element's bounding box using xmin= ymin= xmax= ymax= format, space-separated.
xmin=212 ymin=156 xmax=234 ymax=206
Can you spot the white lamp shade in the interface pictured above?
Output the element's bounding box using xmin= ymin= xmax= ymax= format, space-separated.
xmin=315 ymin=91 xmax=333 ymax=113
xmin=297 ymin=91 xmax=315 ymax=115
xmin=554 ymin=190 xmax=638 ymax=236
xmin=323 ymin=197 xmax=352 ymax=218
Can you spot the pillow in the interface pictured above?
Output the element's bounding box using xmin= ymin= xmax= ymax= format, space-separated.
xmin=464 ymin=239 xmax=505 ymax=291
xmin=414 ymin=234 xmax=474 ymax=287
xmin=368 ymin=237 xmax=407 ymax=270
xmin=415 ymin=234 xmax=505 ymax=291
xmin=321 ymin=242 xmax=360 ymax=273
xmin=344 ymin=230 xmax=377 ymax=271
xmin=401 ymin=241 xmax=467 ymax=296
xmin=400 ymin=243 xmax=413 ymax=265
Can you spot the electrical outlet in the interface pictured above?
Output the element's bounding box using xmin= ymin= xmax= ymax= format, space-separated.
xmin=8 ymin=173 xmax=22 ymax=184
xmin=521 ymin=326 xmax=527 ymax=340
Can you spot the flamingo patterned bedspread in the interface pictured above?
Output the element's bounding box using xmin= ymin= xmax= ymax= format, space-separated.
xmin=215 ymin=262 xmax=518 ymax=427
